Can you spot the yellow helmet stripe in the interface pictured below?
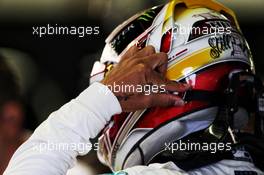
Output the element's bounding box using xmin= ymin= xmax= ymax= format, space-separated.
xmin=166 ymin=47 xmax=212 ymax=80
xmin=162 ymin=1 xmax=176 ymax=33
xmin=163 ymin=0 xmax=240 ymax=33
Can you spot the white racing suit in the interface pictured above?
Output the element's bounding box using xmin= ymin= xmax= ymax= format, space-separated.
xmin=3 ymin=83 xmax=264 ymax=175
xmin=113 ymin=160 xmax=264 ymax=175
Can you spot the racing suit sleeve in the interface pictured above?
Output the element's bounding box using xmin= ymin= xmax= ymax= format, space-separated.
xmin=3 ymin=82 xmax=122 ymax=175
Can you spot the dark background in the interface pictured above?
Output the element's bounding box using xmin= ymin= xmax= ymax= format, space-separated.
xmin=0 ymin=0 xmax=263 ymax=128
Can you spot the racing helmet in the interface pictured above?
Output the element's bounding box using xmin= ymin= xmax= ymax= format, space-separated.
xmin=90 ymin=0 xmax=263 ymax=172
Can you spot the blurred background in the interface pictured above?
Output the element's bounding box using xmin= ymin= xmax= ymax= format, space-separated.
xmin=0 ymin=0 xmax=263 ymax=174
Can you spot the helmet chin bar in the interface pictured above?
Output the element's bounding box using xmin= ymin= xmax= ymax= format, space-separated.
xmin=203 ymin=71 xmax=264 ymax=143
xmin=147 ymin=71 xmax=264 ymax=171
xmin=180 ymin=70 xmax=264 ymax=141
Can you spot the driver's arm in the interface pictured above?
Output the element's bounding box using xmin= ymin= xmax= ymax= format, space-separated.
xmin=4 ymin=46 xmax=189 ymax=175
